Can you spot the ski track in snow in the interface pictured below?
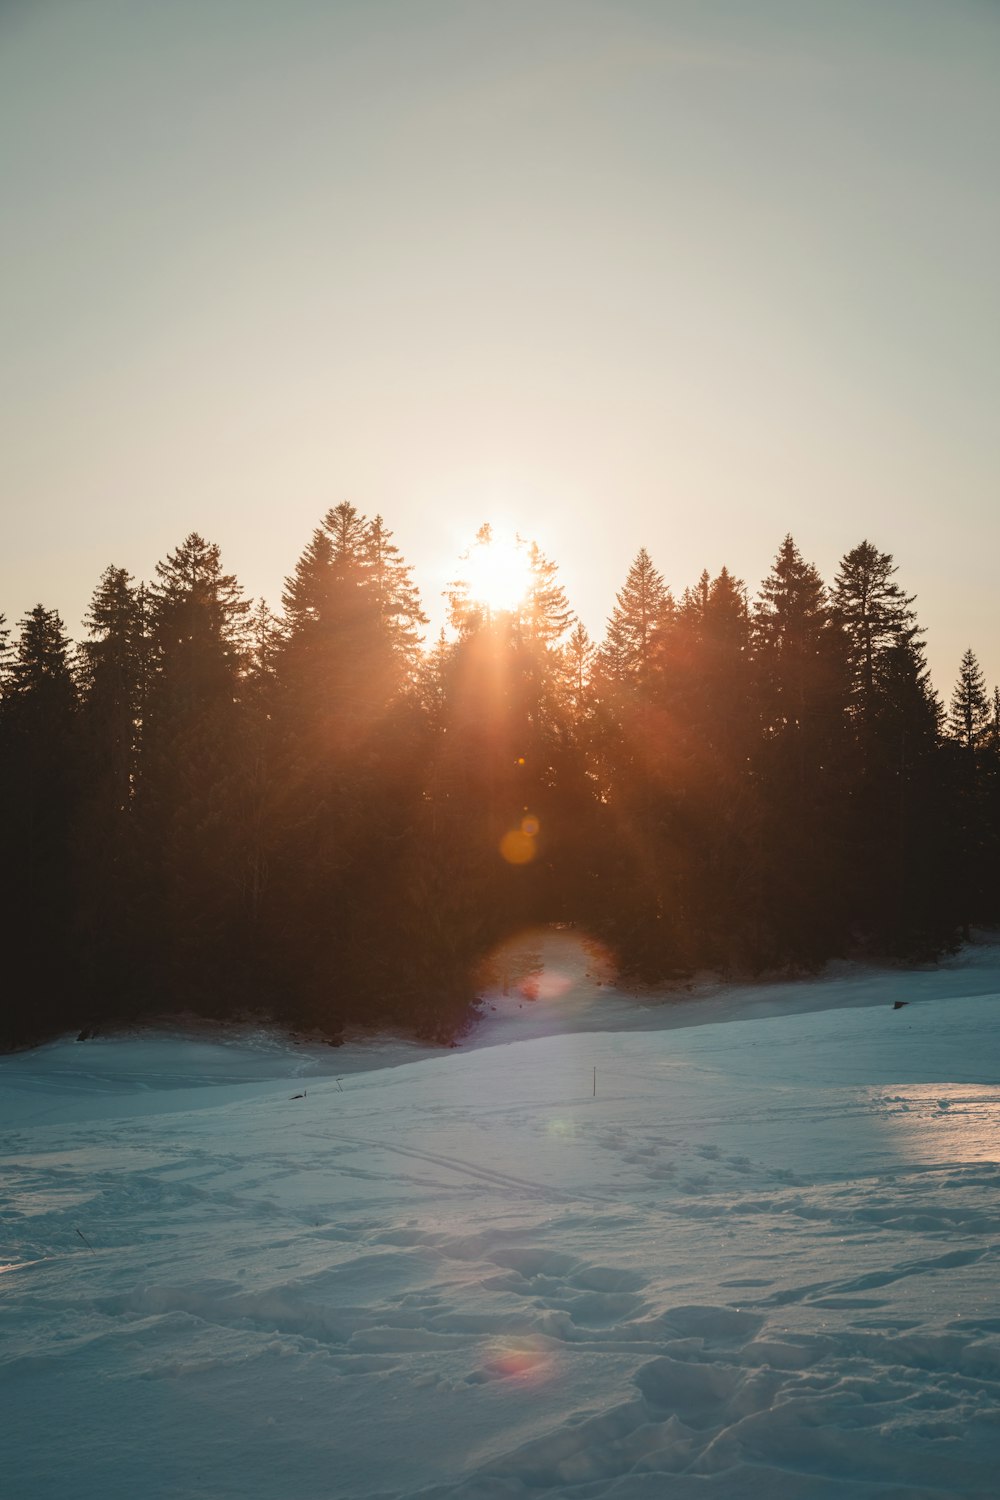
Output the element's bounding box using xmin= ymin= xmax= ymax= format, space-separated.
xmin=2 ymin=937 xmax=1000 ymax=1498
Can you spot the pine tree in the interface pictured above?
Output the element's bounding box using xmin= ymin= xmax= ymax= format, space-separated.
xmin=521 ymin=541 xmax=574 ymax=646
xmin=269 ymin=505 xmax=430 ymax=1032
xmin=139 ymin=536 xmax=252 ymax=1012
xmin=281 ymin=525 xmax=334 ymax=629
xmin=659 ymin=567 xmax=758 ymax=967
xmin=364 ymin=514 xmax=427 ymax=667
xmin=78 ymin=566 xmax=146 ymax=803
xmin=597 ymin=548 xmax=672 ymax=683
xmin=74 ymin=567 xmax=149 ymax=1015
xmin=754 ymin=535 xmax=834 ymax=735
xmin=942 ymin=652 xmax=995 ymax=935
xmin=279 ymin=503 xmax=424 ymax=734
xmin=0 ymin=607 xmax=80 ymax=1040
xmin=832 ymin=540 xmax=918 ymax=712
xmin=751 ymin=537 xmax=850 ymax=961
xmin=948 ymin=648 xmax=989 ymax=752
xmin=147 ymin=533 xmax=250 ymax=711
xmin=5 ymin=605 xmax=77 ymax=712
xmin=855 ymin=632 xmax=949 ymax=953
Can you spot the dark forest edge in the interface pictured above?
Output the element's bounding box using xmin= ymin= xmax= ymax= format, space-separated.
xmin=2 ymin=509 xmax=998 ymax=1052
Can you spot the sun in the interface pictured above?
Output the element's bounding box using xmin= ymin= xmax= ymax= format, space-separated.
xmin=464 ymin=525 xmax=531 ymax=615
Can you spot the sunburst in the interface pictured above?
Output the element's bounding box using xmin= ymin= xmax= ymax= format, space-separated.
xmin=463 ymin=526 xmax=531 ymax=615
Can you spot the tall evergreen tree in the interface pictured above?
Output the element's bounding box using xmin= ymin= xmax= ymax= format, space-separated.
xmin=751 ymin=537 xmax=850 ymax=961
xmin=948 ymin=648 xmax=989 ymax=752
xmin=365 ymin=514 xmax=427 ymax=667
xmin=269 ymin=505 xmax=429 ymax=1032
xmin=279 ymin=503 xmax=424 ymax=740
xmin=147 ymin=533 xmax=250 ymax=715
xmin=588 ymin=551 xmax=686 ymax=977
xmin=74 ymin=567 xmax=149 ymax=1015
xmin=597 ymin=547 xmax=672 ymax=683
xmin=281 ymin=525 xmax=335 ymax=630
xmin=521 ymin=541 xmax=574 ymax=646
xmin=755 ymin=536 xmax=835 ymax=737
xmin=942 ymin=650 xmax=994 ymax=934
xmin=656 ymin=567 xmax=758 ymax=967
xmin=0 ymin=607 xmax=80 ymax=1041
xmin=856 ymin=630 xmax=949 ymax=953
xmin=78 ymin=567 xmax=146 ymax=804
xmin=832 ymin=540 xmax=918 ymax=713
xmin=139 ymin=535 xmax=252 ymax=1010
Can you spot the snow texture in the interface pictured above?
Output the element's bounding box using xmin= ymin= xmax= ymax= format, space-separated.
xmin=2 ymin=931 xmax=1000 ymax=1498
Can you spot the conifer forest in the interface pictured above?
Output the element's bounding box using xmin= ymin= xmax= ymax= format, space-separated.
xmin=2 ymin=508 xmax=998 ymax=1050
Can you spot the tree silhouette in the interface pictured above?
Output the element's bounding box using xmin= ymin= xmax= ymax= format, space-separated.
xmin=948 ymin=648 xmax=989 ymax=752
xmin=0 ymin=607 xmax=79 ymax=1041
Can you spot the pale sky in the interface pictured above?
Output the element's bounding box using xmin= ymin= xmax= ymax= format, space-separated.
xmin=1 ymin=0 xmax=998 ymax=696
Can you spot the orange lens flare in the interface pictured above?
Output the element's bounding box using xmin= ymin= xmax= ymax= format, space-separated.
xmin=499 ymin=829 xmax=535 ymax=864
xmin=499 ymin=813 xmax=540 ymax=865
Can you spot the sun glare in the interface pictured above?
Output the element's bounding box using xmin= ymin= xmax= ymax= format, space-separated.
xmin=465 ymin=528 xmax=531 ymax=615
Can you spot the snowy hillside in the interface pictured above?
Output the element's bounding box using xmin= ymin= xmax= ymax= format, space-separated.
xmin=2 ymin=935 xmax=1000 ymax=1498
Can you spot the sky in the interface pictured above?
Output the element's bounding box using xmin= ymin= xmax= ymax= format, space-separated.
xmin=1 ymin=0 xmax=998 ymax=695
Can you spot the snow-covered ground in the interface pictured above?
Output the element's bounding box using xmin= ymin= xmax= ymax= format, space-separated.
xmin=2 ymin=932 xmax=1000 ymax=1498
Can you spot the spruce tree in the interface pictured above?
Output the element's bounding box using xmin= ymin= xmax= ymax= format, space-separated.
xmin=660 ymin=567 xmax=758 ymax=967
xmin=74 ymin=567 xmax=148 ymax=1014
xmin=281 ymin=526 xmax=334 ymax=629
xmin=0 ymin=607 xmax=80 ymax=1041
xmin=948 ymin=648 xmax=989 ymax=752
xmin=943 ymin=651 xmax=994 ymax=934
xmin=857 ymin=631 xmax=949 ymax=953
xmin=588 ymin=551 xmax=685 ymax=977
xmin=521 ymin=541 xmax=574 ymax=646
xmin=364 ymin=514 xmax=427 ymax=668
xmin=832 ymin=540 xmax=918 ymax=713
xmin=597 ymin=547 xmax=672 ymax=683
xmin=270 ymin=505 xmax=429 ymax=1033
xmin=140 ymin=535 xmax=252 ymax=1011
xmin=754 ymin=536 xmax=833 ymax=737
xmin=78 ymin=566 xmax=146 ymax=804
xmin=751 ymin=537 xmax=850 ymax=961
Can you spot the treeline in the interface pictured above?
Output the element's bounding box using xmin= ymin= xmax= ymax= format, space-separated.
xmin=1 ymin=510 xmax=998 ymax=1049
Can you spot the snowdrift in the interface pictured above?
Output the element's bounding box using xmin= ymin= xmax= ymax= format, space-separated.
xmin=2 ymin=937 xmax=999 ymax=1497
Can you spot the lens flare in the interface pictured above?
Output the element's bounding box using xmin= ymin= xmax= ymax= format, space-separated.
xmin=475 ymin=925 xmax=618 ymax=1009
xmin=499 ymin=813 xmax=540 ymax=864
xmin=482 ymin=1336 xmax=552 ymax=1382
xmin=500 ymin=828 xmax=536 ymax=864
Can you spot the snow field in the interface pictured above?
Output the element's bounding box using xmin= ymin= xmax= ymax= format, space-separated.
xmin=2 ymin=943 xmax=1000 ymax=1497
